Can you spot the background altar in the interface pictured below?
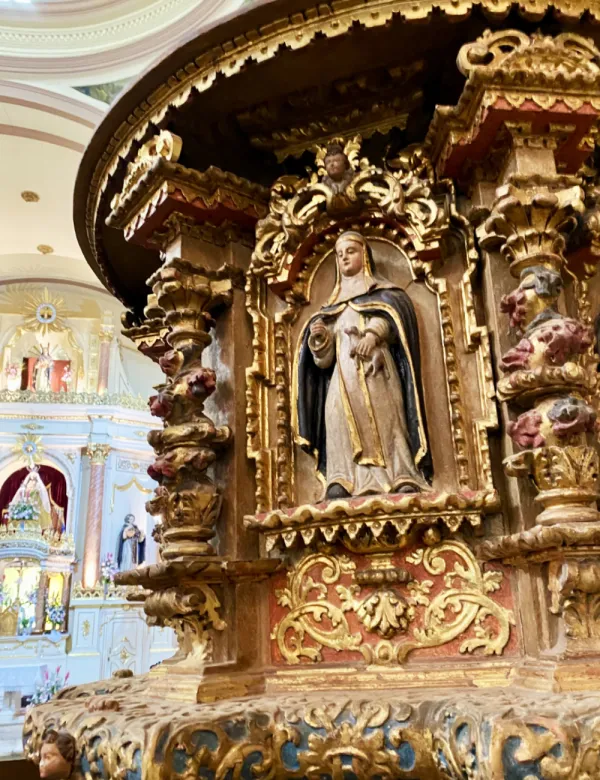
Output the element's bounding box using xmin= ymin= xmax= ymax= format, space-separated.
xmin=0 ymin=283 xmax=176 ymax=725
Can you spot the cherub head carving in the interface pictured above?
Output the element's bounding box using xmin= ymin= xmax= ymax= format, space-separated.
xmin=321 ymin=140 xmax=356 ymax=195
xmin=324 ymin=143 xmax=350 ymax=182
xmin=39 ymin=730 xmax=76 ymax=780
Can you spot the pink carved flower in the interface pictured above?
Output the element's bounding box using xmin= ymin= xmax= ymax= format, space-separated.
xmin=500 ymin=338 xmax=534 ymax=373
xmin=159 ymin=350 xmax=181 ymax=377
xmin=186 ymin=368 xmax=217 ymax=399
xmin=190 ymin=449 xmax=216 ymax=472
xmin=548 ymin=397 xmax=596 ymax=438
xmin=500 ymin=289 xmax=528 ymax=331
xmin=536 ymin=319 xmax=593 ymax=366
xmin=507 ymin=410 xmax=545 ymax=449
xmin=147 ymin=463 xmax=162 ymax=482
xmin=149 ymin=393 xmax=173 ymax=419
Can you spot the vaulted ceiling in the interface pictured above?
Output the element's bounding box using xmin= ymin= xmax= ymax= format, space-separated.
xmin=0 ymin=0 xmax=244 ymax=295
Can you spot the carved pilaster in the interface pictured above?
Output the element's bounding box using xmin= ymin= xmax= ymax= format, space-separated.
xmin=428 ymin=28 xmax=600 ymax=663
xmin=548 ymin=558 xmax=600 ymax=653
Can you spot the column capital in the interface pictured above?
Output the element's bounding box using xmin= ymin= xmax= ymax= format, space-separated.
xmin=99 ymin=324 xmax=115 ymax=344
xmin=85 ymin=442 xmax=111 ymax=465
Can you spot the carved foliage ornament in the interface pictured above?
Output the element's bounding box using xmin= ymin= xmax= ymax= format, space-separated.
xmin=272 ymin=540 xmax=514 ymax=666
xmin=252 ymin=137 xmax=441 ymax=288
xmin=457 ymin=29 xmax=600 ymax=83
xmin=25 ymin=676 xmax=600 ymax=780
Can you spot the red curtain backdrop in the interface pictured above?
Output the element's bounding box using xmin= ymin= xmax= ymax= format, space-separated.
xmin=0 ymin=466 xmax=68 ymax=528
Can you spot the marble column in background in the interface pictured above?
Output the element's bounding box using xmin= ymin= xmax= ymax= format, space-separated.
xmin=81 ymin=443 xmax=111 ymax=587
xmin=97 ymin=323 xmax=115 ymax=395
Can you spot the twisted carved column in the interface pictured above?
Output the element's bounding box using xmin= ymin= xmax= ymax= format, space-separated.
xmin=81 ymin=443 xmax=111 ymax=588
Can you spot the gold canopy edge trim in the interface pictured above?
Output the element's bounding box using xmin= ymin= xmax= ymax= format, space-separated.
xmin=84 ymin=0 xmax=590 ymax=288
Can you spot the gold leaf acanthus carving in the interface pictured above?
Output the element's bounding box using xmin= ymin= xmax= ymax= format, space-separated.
xmin=272 ymin=540 xmax=514 ymax=665
xmin=23 ymin=677 xmax=600 ymax=780
xmin=251 ymin=140 xmax=443 ymax=287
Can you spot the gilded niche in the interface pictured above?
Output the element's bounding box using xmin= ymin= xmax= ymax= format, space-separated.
xmin=245 ymin=136 xmax=498 ymax=551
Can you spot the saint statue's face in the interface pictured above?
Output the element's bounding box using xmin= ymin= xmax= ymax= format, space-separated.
xmin=324 ymin=152 xmax=348 ymax=181
xmin=39 ymin=742 xmax=71 ymax=780
xmin=336 ymin=237 xmax=364 ymax=278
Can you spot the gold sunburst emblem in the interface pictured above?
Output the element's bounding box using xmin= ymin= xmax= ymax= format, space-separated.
xmin=22 ymin=288 xmax=65 ymax=337
xmin=12 ymin=434 xmax=44 ymax=468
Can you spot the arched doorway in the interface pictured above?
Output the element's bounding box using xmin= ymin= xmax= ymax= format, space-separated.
xmin=0 ymin=466 xmax=68 ymax=531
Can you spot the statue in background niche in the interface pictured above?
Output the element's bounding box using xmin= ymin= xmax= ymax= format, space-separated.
xmin=116 ymin=513 xmax=146 ymax=570
xmin=33 ymin=344 xmax=54 ymax=393
xmin=297 ymin=231 xmax=433 ymax=499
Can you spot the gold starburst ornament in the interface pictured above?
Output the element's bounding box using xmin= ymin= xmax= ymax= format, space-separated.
xmin=12 ymin=434 xmax=44 ymax=469
xmin=22 ymin=288 xmax=66 ymax=337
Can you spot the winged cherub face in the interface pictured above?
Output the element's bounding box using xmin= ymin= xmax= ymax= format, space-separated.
xmin=324 ymin=151 xmax=349 ymax=181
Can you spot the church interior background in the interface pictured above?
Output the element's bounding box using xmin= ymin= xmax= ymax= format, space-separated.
xmin=4 ymin=1 xmax=600 ymax=779
xmin=0 ymin=0 xmax=246 ymax=761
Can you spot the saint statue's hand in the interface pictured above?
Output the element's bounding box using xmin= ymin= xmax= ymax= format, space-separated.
xmin=365 ymin=347 xmax=389 ymax=379
xmin=309 ymin=318 xmax=329 ymax=347
xmin=350 ymin=330 xmax=379 ymax=359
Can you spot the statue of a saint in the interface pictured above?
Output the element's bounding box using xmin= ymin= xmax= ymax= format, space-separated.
xmin=60 ymin=365 xmax=72 ymax=392
xmin=33 ymin=344 xmax=54 ymax=392
xmin=297 ymin=231 xmax=433 ymax=499
xmin=116 ymin=513 xmax=146 ymax=570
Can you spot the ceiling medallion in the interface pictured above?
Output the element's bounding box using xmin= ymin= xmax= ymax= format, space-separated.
xmin=22 ymin=288 xmax=66 ymax=336
xmin=21 ymin=191 xmax=39 ymax=203
xmin=37 ymin=244 xmax=54 ymax=255
xmin=12 ymin=434 xmax=44 ymax=469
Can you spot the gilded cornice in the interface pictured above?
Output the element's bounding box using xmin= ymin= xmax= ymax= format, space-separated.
xmin=80 ymin=0 xmax=596 ymax=298
xmin=426 ymin=30 xmax=600 ymax=179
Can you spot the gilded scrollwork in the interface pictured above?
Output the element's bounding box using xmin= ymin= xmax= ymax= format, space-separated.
xmin=26 ymin=677 xmax=600 ymax=780
xmin=272 ymin=540 xmax=514 ymax=666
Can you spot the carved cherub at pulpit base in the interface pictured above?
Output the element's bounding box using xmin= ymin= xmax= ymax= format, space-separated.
xmin=297 ymin=231 xmax=433 ymax=500
xmin=38 ymin=730 xmax=76 ymax=780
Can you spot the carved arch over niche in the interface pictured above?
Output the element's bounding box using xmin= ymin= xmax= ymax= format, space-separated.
xmin=245 ymin=140 xmax=498 ymax=552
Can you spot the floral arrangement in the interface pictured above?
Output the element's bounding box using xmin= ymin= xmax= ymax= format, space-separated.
xmin=100 ymin=552 xmax=117 ymax=585
xmin=25 ymin=588 xmax=38 ymax=606
xmin=0 ymin=578 xmax=10 ymax=609
xmin=19 ymin=614 xmax=34 ymax=635
xmin=30 ymin=666 xmax=70 ymax=706
xmin=7 ymin=501 xmax=40 ymax=522
xmin=4 ymin=363 xmax=19 ymax=379
xmin=46 ymin=600 xmax=65 ymax=629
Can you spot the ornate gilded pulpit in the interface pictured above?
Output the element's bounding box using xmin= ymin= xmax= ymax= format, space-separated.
xmin=24 ymin=2 xmax=600 ymax=778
